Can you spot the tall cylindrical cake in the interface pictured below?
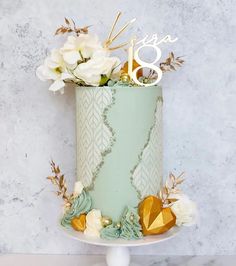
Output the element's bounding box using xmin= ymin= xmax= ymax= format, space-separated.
xmin=76 ymin=86 xmax=163 ymax=221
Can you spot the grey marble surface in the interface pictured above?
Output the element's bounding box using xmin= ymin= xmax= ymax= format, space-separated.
xmin=0 ymin=0 xmax=236 ymax=256
xmin=1 ymin=255 xmax=236 ymax=266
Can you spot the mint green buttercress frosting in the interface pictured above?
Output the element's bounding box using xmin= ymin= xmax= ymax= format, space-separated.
xmin=61 ymin=190 xmax=92 ymax=227
xmin=100 ymin=224 xmax=121 ymax=240
xmin=120 ymin=206 xmax=143 ymax=240
xmin=100 ymin=206 xmax=143 ymax=240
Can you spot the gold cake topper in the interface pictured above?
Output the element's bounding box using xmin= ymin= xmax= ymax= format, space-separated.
xmin=103 ymin=11 xmax=136 ymax=51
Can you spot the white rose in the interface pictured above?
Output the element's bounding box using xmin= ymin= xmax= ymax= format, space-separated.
xmin=36 ymin=49 xmax=73 ymax=93
xmin=84 ymin=209 xmax=103 ymax=237
xmin=73 ymin=50 xmax=120 ymax=86
xmin=60 ymin=34 xmax=102 ymax=67
xmin=171 ymin=195 xmax=198 ymax=226
xmin=73 ymin=181 xmax=84 ymax=198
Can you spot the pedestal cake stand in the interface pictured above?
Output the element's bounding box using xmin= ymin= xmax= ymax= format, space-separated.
xmin=61 ymin=225 xmax=181 ymax=266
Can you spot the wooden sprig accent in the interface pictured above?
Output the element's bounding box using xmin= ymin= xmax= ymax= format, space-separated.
xmin=55 ymin=18 xmax=91 ymax=36
xmin=159 ymin=52 xmax=184 ymax=72
xmin=159 ymin=172 xmax=185 ymax=207
xmin=47 ymin=160 xmax=73 ymax=208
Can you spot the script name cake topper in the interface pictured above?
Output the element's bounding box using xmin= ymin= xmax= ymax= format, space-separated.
xmin=128 ymin=34 xmax=178 ymax=87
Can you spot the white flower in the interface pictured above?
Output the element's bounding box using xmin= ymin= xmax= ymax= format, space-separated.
xmin=73 ymin=181 xmax=84 ymax=198
xmin=73 ymin=49 xmax=120 ymax=86
xmin=36 ymin=49 xmax=73 ymax=93
xmin=84 ymin=209 xmax=103 ymax=237
xmin=171 ymin=195 xmax=198 ymax=227
xmin=60 ymin=34 xmax=102 ymax=67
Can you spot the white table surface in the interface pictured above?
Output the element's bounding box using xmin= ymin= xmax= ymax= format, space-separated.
xmin=0 ymin=255 xmax=235 ymax=266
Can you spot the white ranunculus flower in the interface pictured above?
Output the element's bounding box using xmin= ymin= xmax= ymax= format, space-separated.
xmin=36 ymin=49 xmax=74 ymax=93
xmin=84 ymin=209 xmax=103 ymax=237
xmin=171 ymin=195 xmax=198 ymax=227
xmin=60 ymin=34 xmax=102 ymax=67
xmin=73 ymin=49 xmax=121 ymax=86
xmin=73 ymin=181 xmax=84 ymax=198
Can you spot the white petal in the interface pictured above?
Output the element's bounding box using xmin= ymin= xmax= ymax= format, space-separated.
xmin=84 ymin=227 xmax=100 ymax=238
xmin=49 ymin=80 xmax=65 ymax=92
xmin=60 ymin=36 xmax=77 ymax=52
xmin=74 ymin=65 xmax=100 ymax=86
xmin=63 ymin=51 xmax=81 ymax=65
xmin=36 ymin=65 xmax=48 ymax=81
xmin=36 ymin=63 xmax=60 ymax=80
xmin=92 ymin=49 xmax=110 ymax=58
xmin=67 ymin=35 xmax=77 ymax=43
xmin=60 ymin=72 xmax=74 ymax=80
xmin=73 ymin=181 xmax=84 ymax=197
xmin=45 ymin=57 xmax=60 ymax=69
xmin=84 ymin=209 xmax=103 ymax=237
xmin=51 ymin=49 xmax=62 ymax=62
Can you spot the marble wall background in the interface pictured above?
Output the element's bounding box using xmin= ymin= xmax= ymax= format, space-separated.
xmin=0 ymin=0 xmax=235 ymax=255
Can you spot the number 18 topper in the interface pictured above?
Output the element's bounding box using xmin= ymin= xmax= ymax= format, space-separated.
xmin=128 ymin=34 xmax=178 ymax=87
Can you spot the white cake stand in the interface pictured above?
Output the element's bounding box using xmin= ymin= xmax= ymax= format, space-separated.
xmin=61 ymin=225 xmax=181 ymax=266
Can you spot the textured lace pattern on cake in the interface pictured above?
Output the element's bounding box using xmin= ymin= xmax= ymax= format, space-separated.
xmin=76 ymin=87 xmax=115 ymax=188
xmin=131 ymin=97 xmax=163 ymax=199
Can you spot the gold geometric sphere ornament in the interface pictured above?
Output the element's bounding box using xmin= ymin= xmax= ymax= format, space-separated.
xmin=71 ymin=214 xmax=87 ymax=232
xmin=138 ymin=195 xmax=176 ymax=235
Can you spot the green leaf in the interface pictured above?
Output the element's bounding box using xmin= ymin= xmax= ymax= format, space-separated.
xmin=99 ymin=74 xmax=109 ymax=86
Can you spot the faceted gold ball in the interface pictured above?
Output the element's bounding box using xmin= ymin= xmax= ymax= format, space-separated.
xmin=116 ymin=222 xmax=121 ymax=229
xmin=101 ymin=216 xmax=113 ymax=227
xmin=120 ymin=73 xmax=130 ymax=83
xmin=130 ymin=214 xmax=134 ymax=222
